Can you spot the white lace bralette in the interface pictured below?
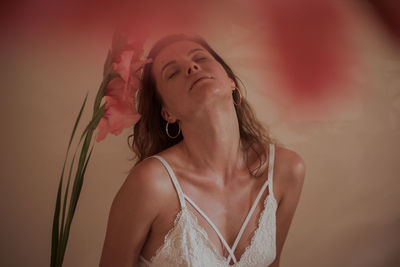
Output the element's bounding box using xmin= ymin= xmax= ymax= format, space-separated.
xmin=135 ymin=143 xmax=277 ymax=267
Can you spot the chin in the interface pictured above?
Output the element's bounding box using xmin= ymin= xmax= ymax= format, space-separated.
xmin=194 ymin=84 xmax=233 ymax=108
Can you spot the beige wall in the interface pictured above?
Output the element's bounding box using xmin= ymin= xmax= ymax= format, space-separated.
xmin=1 ymin=2 xmax=400 ymax=267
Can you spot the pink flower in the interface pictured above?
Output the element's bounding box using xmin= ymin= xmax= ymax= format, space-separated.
xmin=96 ymin=96 xmax=141 ymax=142
xmin=113 ymin=50 xmax=135 ymax=82
xmin=95 ymin=35 xmax=152 ymax=142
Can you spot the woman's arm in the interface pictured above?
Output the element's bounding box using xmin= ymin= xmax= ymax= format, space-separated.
xmin=269 ymin=149 xmax=306 ymax=267
xmin=99 ymin=159 xmax=165 ymax=267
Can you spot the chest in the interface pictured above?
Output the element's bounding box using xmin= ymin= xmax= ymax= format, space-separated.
xmin=152 ymin=172 xmax=273 ymax=259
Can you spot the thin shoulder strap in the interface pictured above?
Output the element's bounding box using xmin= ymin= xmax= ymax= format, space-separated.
xmin=150 ymin=155 xmax=186 ymax=209
xmin=267 ymin=143 xmax=275 ymax=197
xmin=226 ymin=142 xmax=276 ymax=263
xmin=183 ymin=195 xmax=238 ymax=264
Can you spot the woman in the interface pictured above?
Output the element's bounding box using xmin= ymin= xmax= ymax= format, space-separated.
xmin=99 ymin=34 xmax=305 ymax=267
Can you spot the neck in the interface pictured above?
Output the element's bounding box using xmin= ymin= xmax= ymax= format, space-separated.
xmin=178 ymin=103 xmax=244 ymax=184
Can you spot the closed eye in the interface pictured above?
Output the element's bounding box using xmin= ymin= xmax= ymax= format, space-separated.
xmin=195 ymin=57 xmax=207 ymax=62
xmin=168 ymin=70 xmax=179 ymax=79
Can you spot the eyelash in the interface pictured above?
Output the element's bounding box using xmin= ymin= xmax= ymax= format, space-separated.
xmin=195 ymin=57 xmax=207 ymax=62
xmin=168 ymin=71 xmax=178 ymax=79
xmin=167 ymin=57 xmax=207 ymax=79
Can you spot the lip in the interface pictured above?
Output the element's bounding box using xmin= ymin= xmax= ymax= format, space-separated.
xmin=189 ymin=75 xmax=213 ymax=91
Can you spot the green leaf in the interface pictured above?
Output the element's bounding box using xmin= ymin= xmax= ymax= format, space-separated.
xmin=58 ymin=123 xmax=94 ymax=262
xmin=80 ymin=104 xmax=105 ymax=143
xmin=103 ymin=49 xmax=112 ymax=77
xmin=51 ymin=27 xmax=129 ymax=266
xmin=60 ymin=150 xmax=77 ymax=248
xmin=51 ymin=173 xmax=62 ymax=267
xmin=93 ymin=72 xmax=121 ymax=113
xmin=68 ymin=93 xmax=89 ymax=151
xmin=51 ymin=93 xmax=88 ymax=267
xmin=57 ymin=140 xmax=96 ymax=266
xmin=54 ymin=98 xmax=105 ymax=263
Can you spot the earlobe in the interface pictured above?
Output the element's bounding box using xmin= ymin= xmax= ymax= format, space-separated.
xmin=161 ymin=108 xmax=177 ymax=123
xmin=161 ymin=108 xmax=169 ymax=121
xmin=231 ymin=80 xmax=236 ymax=90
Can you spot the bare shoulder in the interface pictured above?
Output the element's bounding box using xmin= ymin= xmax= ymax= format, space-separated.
xmin=100 ymin=157 xmax=174 ymax=266
xmin=120 ymin=157 xmax=174 ymax=204
xmin=272 ymin=144 xmax=306 ymax=202
xmin=107 ymin=155 xmax=179 ymax=232
xmin=275 ymin=144 xmax=306 ymax=182
xmin=108 ymin=156 xmax=175 ymax=229
xmin=267 ymin=144 xmax=306 ymax=267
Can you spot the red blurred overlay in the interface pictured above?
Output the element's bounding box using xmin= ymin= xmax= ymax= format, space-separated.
xmin=2 ymin=0 xmax=398 ymax=118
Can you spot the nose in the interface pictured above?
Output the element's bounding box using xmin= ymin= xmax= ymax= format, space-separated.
xmin=186 ymin=62 xmax=199 ymax=75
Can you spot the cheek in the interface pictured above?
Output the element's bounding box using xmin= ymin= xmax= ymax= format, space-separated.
xmin=211 ymin=65 xmax=232 ymax=89
xmin=156 ymin=76 xmax=179 ymax=99
xmin=159 ymin=83 xmax=185 ymax=108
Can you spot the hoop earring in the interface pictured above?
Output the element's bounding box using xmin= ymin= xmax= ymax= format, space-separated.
xmin=166 ymin=121 xmax=181 ymax=139
xmin=233 ymin=86 xmax=242 ymax=106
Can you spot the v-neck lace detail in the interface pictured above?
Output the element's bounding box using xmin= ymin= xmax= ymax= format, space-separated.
xmin=136 ymin=143 xmax=277 ymax=267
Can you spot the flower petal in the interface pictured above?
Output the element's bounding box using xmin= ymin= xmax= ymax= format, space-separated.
xmin=105 ymin=77 xmax=125 ymax=99
xmin=96 ymin=117 xmax=110 ymax=142
xmin=113 ymin=50 xmax=135 ymax=82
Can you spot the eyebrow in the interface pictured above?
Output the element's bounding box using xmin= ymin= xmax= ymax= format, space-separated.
xmin=161 ymin=48 xmax=205 ymax=76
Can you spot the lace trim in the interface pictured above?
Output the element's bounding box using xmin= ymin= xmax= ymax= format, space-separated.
xmin=146 ymin=207 xmax=186 ymax=264
xmin=234 ymin=194 xmax=277 ymax=266
xmin=142 ymin=193 xmax=277 ymax=266
xmin=184 ymin=207 xmax=232 ymax=264
xmin=188 ymin=194 xmax=277 ymax=266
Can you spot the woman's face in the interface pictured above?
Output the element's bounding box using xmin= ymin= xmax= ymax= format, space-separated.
xmin=151 ymin=40 xmax=235 ymax=123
